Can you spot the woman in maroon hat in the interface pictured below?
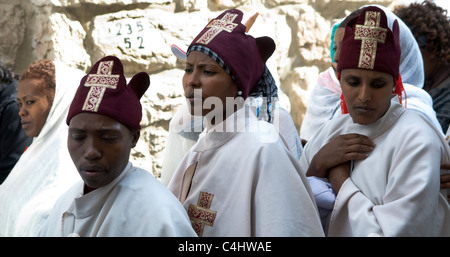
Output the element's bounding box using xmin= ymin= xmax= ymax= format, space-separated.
xmin=167 ymin=9 xmax=324 ymax=237
xmin=39 ymin=56 xmax=196 ymax=237
xmin=301 ymin=6 xmax=450 ymax=236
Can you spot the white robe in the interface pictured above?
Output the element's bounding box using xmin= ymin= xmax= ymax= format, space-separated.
xmin=39 ymin=162 xmax=197 ymax=237
xmin=300 ymin=100 xmax=450 ymax=236
xmin=0 ymin=62 xmax=84 ymax=236
xmin=161 ymin=101 xmax=303 ymax=186
xmin=168 ymin=106 xmax=324 ymax=237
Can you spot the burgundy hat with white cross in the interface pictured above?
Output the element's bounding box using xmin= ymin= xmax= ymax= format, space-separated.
xmin=336 ymin=6 xmax=405 ymax=114
xmin=66 ymin=55 xmax=150 ymax=130
xmin=337 ymin=6 xmax=401 ymax=80
xmin=187 ymin=9 xmax=275 ymax=99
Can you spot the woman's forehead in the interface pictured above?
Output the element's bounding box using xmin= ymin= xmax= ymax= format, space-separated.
xmin=341 ymin=68 xmax=393 ymax=79
xmin=186 ymin=51 xmax=217 ymax=65
xmin=17 ymin=78 xmax=46 ymax=98
xmin=69 ymin=112 xmax=124 ymax=131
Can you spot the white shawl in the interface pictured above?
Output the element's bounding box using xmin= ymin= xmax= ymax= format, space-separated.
xmin=0 ymin=62 xmax=84 ymax=236
xmin=160 ymin=102 xmax=202 ymax=186
xmin=161 ymin=100 xmax=303 ymax=186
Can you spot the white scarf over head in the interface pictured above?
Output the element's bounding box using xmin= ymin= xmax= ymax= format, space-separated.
xmin=364 ymin=5 xmax=441 ymax=133
xmin=0 ymin=61 xmax=84 ymax=236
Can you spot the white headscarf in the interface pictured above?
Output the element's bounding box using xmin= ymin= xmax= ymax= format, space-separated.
xmin=365 ymin=4 xmax=442 ymax=133
xmin=0 ymin=61 xmax=84 ymax=236
xmin=380 ymin=4 xmax=424 ymax=88
xmin=300 ymin=5 xmax=441 ymax=141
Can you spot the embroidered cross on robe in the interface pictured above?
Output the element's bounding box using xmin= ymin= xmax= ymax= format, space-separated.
xmin=354 ymin=10 xmax=387 ymax=69
xmin=82 ymin=60 xmax=120 ymax=112
xmin=196 ymin=13 xmax=239 ymax=45
xmin=187 ymin=191 xmax=217 ymax=237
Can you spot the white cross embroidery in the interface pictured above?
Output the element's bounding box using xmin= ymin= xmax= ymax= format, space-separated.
xmin=82 ymin=60 xmax=120 ymax=112
xmin=196 ymin=13 xmax=239 ymax=45
xmin=354 ymin=11 xmax=388 ymax=69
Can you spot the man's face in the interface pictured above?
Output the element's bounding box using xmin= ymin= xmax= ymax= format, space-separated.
xmin=68 ymin=112 xmax=139 ymax=189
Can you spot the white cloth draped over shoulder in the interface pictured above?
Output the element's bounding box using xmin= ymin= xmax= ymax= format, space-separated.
xmin=0 ymin=62 xmax=84 ymax=236
xmin=300 ymin=4 xmax=442 ymax=142
xmin=160 ymin=102 xmax=203 ymax=187
xmin=168 ymin=105 xmax=323 ymax=236
xmin=161 ymin=99 xmax=303 ymax=186
xmin=300 ymin=67 xmax=341 ymax=141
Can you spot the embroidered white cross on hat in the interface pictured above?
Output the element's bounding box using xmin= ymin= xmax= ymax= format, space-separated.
xmin=82 ymin=60 xmax=120 ymax=112
xmin=354 ymin=10 xmax=388 ymax=70
xmin=196 ymin=12 xmax=239 ymax=45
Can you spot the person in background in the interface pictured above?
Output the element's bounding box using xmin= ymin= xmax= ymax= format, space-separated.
xmin=394 ymin=0 xmax=450 ymax=133
xmin=0 ymin=61 xmax=32 ymax=184
xmin=0 ymin=59 xmax=83 ymax=236
xmin=299 ymin=21 xmax=342 ymax=146
xmin=40 ymin=56 xmax=196 ymax=237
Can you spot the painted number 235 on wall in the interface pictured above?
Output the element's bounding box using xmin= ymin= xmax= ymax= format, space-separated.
xmin=115 ymin=21 xmax=145 ymax=49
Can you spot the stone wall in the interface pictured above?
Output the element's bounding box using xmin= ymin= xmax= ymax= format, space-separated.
xmin=1 ymin=0 xmax=399 ymax=178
